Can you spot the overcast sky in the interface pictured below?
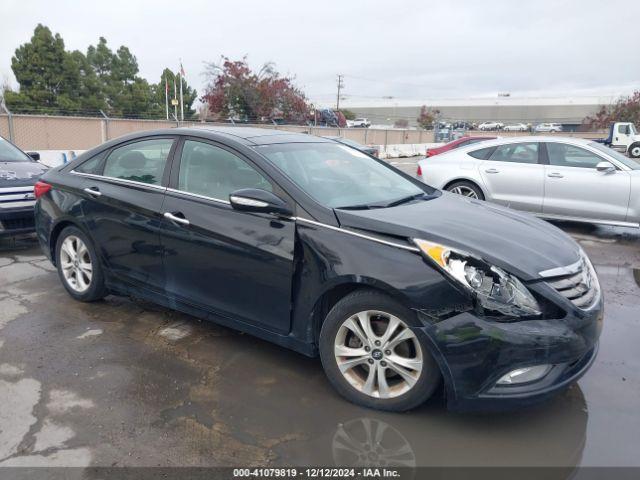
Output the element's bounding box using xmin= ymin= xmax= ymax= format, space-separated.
xmin=1 ymin=0 xmax=639 ymax=107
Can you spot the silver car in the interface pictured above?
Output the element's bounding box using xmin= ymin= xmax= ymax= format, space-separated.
xmin=416 ymin=136 xmax=640 ymax=228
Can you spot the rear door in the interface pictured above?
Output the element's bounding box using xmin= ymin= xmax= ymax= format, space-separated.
xmin=478 ymin=142 xmax=545 ymax=212
xmin=159 ymin=138 xmax=296 ymax=334
xmin=542 ymin=141 xmax=630 ymax=223
xmin=74 ymin=136 xmax=176 ymax=290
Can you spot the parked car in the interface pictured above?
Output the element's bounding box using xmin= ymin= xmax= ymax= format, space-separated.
xmin=35 ymin=127 xmax=602 ymax=412
xmin=416 ymin=136 xmax=640 ymax=227
xmin=324 ymin=136 xmax=379 ymax=158
xmin=0 ymin=136 xmax=48 ymax=236
xmin=503 ymin=123 xmax=529 ymax=132
xmin=426 ymin=136 xmax=496 ymax=157
xmin=478 ymin=121 xmax=503 ymax=131
xmin=349 ymin=118 xmax=371 ymax=128
xmin=534 ymin=123 xmax=563 ymax=133
xmin=594 ymin=122 xmax=640 ymax=158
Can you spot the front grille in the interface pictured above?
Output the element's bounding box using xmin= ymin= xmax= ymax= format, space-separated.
xmin=1 ymin=216 xmax=35 ymax=231
xmin=546 ymin=260 xmax=599 ymax=309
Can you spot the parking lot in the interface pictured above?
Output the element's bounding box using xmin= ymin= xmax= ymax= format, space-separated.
xmin=1 ymin=150 xmax=639 ymax=469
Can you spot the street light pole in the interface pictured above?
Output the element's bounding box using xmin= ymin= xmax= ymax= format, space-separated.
xmin=336 ymin=74 xmax=344 ymax=111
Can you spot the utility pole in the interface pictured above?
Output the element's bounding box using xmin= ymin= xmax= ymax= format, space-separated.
xmin=336 ymin=74 xmax=344 ymax=111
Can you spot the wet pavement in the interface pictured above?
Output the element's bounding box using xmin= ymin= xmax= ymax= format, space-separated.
xmin=0 ymin=220 xmax=638 ymax=469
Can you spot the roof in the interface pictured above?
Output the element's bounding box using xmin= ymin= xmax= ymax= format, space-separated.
xmin=452 ymin=135 xmax=597 ymax=153
xmin=183 ymin=125 xmax=332 ymax=145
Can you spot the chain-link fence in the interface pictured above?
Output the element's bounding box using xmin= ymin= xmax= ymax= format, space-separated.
xmin=0 ymin=110 xmax=608 ymax=153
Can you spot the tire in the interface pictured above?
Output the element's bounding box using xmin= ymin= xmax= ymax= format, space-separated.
xmin=55 ymin=226 xmax=108 ymax=302
xmin=445 ymin=180 xmax=485 ymax=200
xmin=628 ymin=142 xmax=640 ymax=159
xmin=319 ymin=290 xmax=441 ymax=411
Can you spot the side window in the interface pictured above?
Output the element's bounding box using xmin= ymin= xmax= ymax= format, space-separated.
xmin=488 ymin=143 xmax=539 ymax=164
xmin=546 ymin=143 xmax=605 ymax=169
xmin=102 ymin=138 xmax=174 ymax=185
xmin=618 ymin=124 xmax=630 ymax=135
xmin=468 ymin=146 xmax=494 ymax=159
xmin=178 ymin=140 xmax=272 ymax=199
xmin=75 ymin=150 xmax=107 ymax=174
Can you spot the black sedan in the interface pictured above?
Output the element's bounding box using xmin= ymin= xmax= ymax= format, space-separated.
xmin=33 ymin=127 xmax=602 ymax=411
xmin=324 ymin=136 xmax=379 ymax=158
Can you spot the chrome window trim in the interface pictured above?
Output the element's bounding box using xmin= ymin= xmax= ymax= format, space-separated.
xmin=539 ymin=259 xmax=582 ymax=278
xmin=73 ymin=172 xmax=419 ymax=253
xmin=165 ymin=187 xmax=230 ymax=205
xmin=70 ymin=171 xmax=167 ymax=191
xmin=293 ymin=217 xmax=420 ymax=253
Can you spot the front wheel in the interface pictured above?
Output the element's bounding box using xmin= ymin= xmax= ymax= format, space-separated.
xmin=628 ymin=142 xmax=640 ymax=159
xmin=55 ymin=226 xmax=108 ymax=302
xmin=319 ymin=290 xmax=441 ymax=411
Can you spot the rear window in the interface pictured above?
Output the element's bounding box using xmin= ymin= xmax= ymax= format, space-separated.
xmin=468 ymin=146 xmax=495 ymax=159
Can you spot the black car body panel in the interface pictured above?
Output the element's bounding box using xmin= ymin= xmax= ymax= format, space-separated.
xmin=34 ymin=126 xmax=603 ymax=410
xmin=335 ymin=193 xmax=580 ymax=281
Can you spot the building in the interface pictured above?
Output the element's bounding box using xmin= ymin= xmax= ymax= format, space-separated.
xmin=336 ymin=95 xmax=617 ymax=130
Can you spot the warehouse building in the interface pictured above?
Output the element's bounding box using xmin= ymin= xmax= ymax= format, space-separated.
xmin=340 ymin=95 xmax=615 ymax=130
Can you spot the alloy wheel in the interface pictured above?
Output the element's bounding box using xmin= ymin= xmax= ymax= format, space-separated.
xmin=449 ymin=185 xmax=479 ymax=198
xmin=334 ymin=310 xmax=423 ymax=399
xmin=60 ymin=235 xmax=93 ymax=293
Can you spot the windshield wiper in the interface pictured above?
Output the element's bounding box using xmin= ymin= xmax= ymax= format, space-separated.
xmin=383 ymin=193 xmax=426 ymax=208
xmin=336 ymin=203 xmax=386 ymax=210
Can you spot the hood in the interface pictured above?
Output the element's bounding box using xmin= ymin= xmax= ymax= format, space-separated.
xmin=0 ymin=161 xmax=48 ymax=187
xmin=334 ymin=192 xmax=580 ymax=281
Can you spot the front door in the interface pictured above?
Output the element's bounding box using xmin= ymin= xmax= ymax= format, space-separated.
xmin=479 ymin=142 xmax=545 ymax=212
xmin=159 ymin=138 xmax=296 ymax=334
xmin=542 ymin=142 xmax=631 ymax=223
xmin=77 ymin=137 xmax=175 ymax=289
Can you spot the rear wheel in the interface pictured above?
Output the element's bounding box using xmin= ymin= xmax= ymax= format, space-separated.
xmin=629 ymin=142 xmax=640 ymax=159
xmin=319 ymin=290 xmax=441 ymax=411
xmin=55 ymin=226 xmax=107 ymax=302
xmin=446 ymin=181 xmax=484 ymax=200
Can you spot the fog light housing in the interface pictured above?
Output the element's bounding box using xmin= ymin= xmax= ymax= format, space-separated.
xmin=497 ymin=365 xmax=552 ymax=385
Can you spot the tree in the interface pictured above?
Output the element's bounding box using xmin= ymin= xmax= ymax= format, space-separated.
xmin=340 ymin=109 xmax=356 ymax=120
xmin=4 ymin=24 xmax=82 ymax=113
xmin=202 ymin=56 xmax=309 ymax=123
xmin=417 ymin=105 xmax=440 ymax=130
xmin=583 ymin=91 xmax=640 ymax=130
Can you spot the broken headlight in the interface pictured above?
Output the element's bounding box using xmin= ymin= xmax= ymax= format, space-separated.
xmin=413 ymin=239 xmax=541 ymax=317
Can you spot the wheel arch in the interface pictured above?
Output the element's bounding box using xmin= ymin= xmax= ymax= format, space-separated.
xmin=48 ymin=219 xmax=93 ymax=266
xmin=309 ymin=277 xmax=413 ymax=347
xmin=442 ymin=178 xmax=486 ymax=198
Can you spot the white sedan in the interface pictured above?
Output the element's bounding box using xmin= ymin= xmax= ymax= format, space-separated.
xmin=503 ymin=123 xmax=529 ymax=132
xmin=415 ymin=136 xmax=640 ymax=228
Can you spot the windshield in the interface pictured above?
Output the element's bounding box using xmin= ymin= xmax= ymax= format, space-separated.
xmin=0 ymin=137 xmax=32 ymax=163
xmin=257 ymin=143 xmax=430 ymax=208
xmin=588 ymin=142 xmax=640 ymax=170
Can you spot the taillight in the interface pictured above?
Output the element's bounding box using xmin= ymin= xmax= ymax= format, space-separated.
xmin=34 ymin=181 xmax=52 ymax=199
xmin=416 ymin=165 xmax=422 ymax=177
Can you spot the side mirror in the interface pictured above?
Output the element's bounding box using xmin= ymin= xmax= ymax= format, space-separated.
xmin=596 ymin=161 xmax=616 ymax=173
xmin=229 ymin=188 xmax=293 ymax=217
xmin=27 ymin=152 xmax=40 ymax=161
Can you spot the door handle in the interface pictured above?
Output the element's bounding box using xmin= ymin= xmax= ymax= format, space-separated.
xmin=83 ymin=187 xmax=102 ymax=197
xmin=485 ymin=168 xmax=500 ymax=174
xmin=163 ymin=212 xmax=190 ymax=226
xmin=547 ymin=172 xmax=564 ymax=178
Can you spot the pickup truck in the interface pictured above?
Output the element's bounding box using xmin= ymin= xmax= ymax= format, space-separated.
xmin=0 ymin=136 xmax=48 ymax=236
xmin=595 ymin=122 xmax=640 ymax=158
